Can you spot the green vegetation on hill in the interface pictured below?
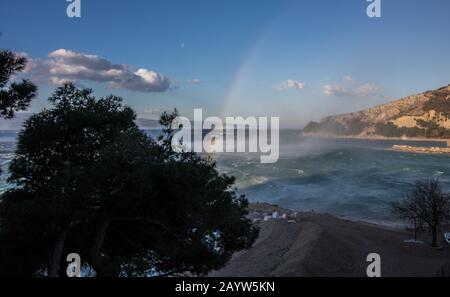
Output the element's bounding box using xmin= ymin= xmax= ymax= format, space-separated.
xmin=303 ymin=118 xmax=369 ymax=136
xmin=374 ymin=123 xmax=426 ymax=138
xmin=423 ymin=89 xmax=450 ymax=117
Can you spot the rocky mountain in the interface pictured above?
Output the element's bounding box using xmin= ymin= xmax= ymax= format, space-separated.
xmin=303 ymin=84 xmax=450 ymax=139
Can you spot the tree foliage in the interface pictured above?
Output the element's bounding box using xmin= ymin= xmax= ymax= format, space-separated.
xmin=0 ymin=50 xmax=37 ymax=118
xmin=0 ymin=83 xmax=258 ymax=277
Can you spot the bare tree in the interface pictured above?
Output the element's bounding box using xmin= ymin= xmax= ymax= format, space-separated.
xmin=392 ymin=179 xmax=450 ymax=247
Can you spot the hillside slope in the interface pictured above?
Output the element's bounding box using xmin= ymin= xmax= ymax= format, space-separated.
xmin=303 ymin=85 xmax=450 ymax=139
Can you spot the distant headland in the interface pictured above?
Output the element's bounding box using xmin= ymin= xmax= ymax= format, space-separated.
xmin=303 ymin=84 xmax=450 ymax=140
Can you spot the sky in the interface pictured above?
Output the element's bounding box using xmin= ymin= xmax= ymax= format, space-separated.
xmin=0 ymin=0 xmax=449 ymax=128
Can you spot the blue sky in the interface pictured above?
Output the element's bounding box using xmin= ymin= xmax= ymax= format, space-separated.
xmin=1 ymin=0 xmax=449 ymax=128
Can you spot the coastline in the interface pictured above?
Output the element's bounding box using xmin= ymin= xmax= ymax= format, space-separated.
xmin=301 ymin=133 xmax=450 ymax=143
xmin=391 ymin=144 xmax=450 ymax=155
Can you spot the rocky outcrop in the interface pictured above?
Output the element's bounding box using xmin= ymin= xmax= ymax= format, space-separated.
xmin=392 ymin=145 xmax=450 ymax=154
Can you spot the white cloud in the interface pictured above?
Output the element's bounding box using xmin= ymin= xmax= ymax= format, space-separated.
xmin=276 ymin=79 xmax=305 ymax=91
xmin=49 ymin=77 xmax=71 ymax=85
xmin=323 ymin=84 xmax=352 ymax=97
xmin=323 ymin=76 xmax=382 ymax=98
xmin=24 ymin=49 xmax=171 ymax=92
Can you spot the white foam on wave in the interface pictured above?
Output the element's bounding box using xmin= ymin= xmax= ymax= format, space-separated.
xmin=295 ymin=169 xmax=305 ymax=175
xmin=236 ymin=175 xmax=269 ymax=189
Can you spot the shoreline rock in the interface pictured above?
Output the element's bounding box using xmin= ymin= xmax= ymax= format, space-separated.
xmin=392 ymin=144 xmax=450 ymax=155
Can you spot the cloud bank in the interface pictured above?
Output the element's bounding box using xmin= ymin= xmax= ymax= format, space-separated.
xmin=25 ymin=49 xmax=171 ymax=92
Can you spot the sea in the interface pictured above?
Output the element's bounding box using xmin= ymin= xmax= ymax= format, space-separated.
xmin=2 ymin=129 xmax=450 ymax=226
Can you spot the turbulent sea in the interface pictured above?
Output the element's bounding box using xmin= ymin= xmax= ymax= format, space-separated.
xmin=213 ymin=131 xmax=450 ymax=226
xmin=2 ymin=129 xmax=450 ymax=226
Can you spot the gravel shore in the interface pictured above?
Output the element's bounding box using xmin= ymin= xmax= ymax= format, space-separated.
xmin=209 ymin=203 xmax=450 ymax=277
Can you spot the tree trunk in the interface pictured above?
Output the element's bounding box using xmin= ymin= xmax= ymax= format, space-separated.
xmin=48 ymin=228 xmax=68 ymax=277
xmin=431 ymin=225 xmax=438 ymax=247
xmin=88 ymin=215 xmax=120 ymax=277
xmin=414 ymin=220 xmax=417 ymax=241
